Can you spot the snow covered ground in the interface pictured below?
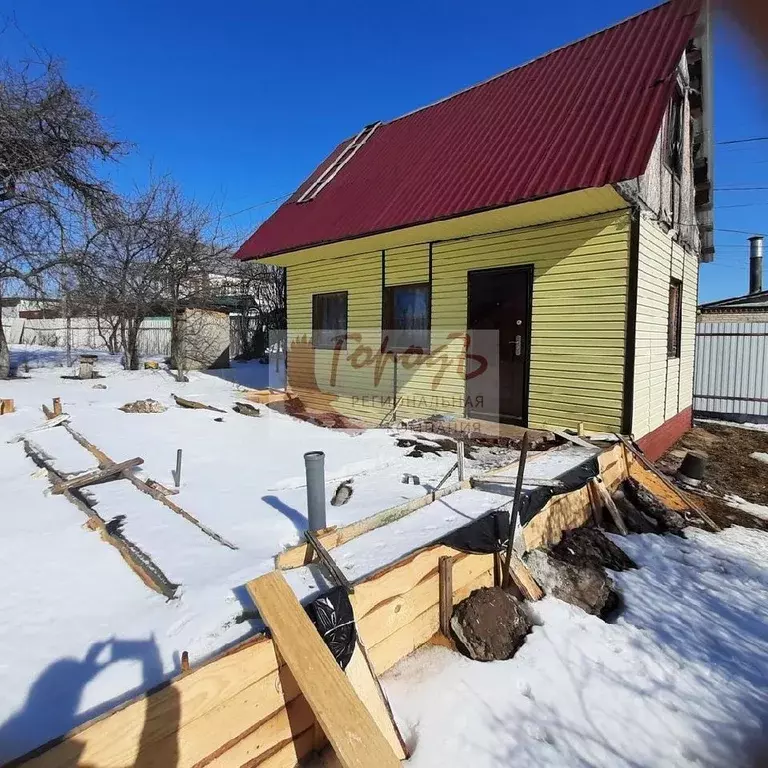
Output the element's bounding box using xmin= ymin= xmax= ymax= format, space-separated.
xmin=4 ymin=349 xmax=768 ymax=766
xmin=383 ymin=526 xmax=768 ymax=767
xmin=0 ymin=346 xmax=517 ymax=763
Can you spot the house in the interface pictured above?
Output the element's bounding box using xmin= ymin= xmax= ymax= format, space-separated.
xmin=235 ymin=0 xmax=714 ymax=460
xmin=694 ymin=236 xmax=768 ymax=423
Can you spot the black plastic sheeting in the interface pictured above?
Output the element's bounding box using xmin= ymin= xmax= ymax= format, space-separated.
xmin=304 ymin=586 xmax=356 ymax=670
xmin=439 ymin=455 xmax=599 ymax=555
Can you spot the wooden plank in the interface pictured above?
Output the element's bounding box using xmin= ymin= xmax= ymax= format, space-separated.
xmin=172 ymin=394 xmax=226 ymax=413
xmin=522 ymin=485 xmax=592 ymax=551
xmin=205 ymin=696 xmax=315 ymax=768
xmin=438 ymin=556 xmax=453 ymax=637
xmin=62 ymin=423 xmax=238 ymax=549
xmin=367 ymin=567 xmax=494 ymax=676
xmin=344 ymin=641 xmax=408 ymax=760
xmin=502 ymin=551 xmax=544 ymax=601
xmin=305 ymin=529 xmax=354 ymax=593
xmin=18 ymin=637 xmax=281 ymax=768
xmin=276 ymin=481 xmax=470 ymax=569
xmin=619 ymin=436 xmax=720 ymax=531
xmin=355 ymin=552 xmax=494 ymax=650
xmin=547 ymin=427 xmax=596 ymax=450
xmin=246 ymin=571 xmax=400 ymax=768
xmin=52 ymin=458 xmax=144 ymax=494
xmin=590 ymin=477 xmax=628 ymax=535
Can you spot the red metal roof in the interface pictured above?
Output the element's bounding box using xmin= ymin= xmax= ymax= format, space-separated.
xmin=236 ymin=0 xmax=701 ymax=260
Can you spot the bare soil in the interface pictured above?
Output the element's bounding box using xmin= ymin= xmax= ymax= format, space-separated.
xmin=657 ymin=422 xmax=768 ymax=531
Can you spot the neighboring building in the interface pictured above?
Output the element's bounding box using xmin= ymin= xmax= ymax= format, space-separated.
xmin=0 ymin=297 xmax=61 ymax=321
xmin=235 ymin=0 xmax=714 ymax=459
xmin=694 ymin=237 xmax=768 ymax=423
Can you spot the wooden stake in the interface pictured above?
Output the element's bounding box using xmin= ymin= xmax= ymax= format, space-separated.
xmin=499 ymin=551 xmax=544 ymax=601
xmin=305 ymin=529 xmax=354 ymax=593
xmin=588 ymin=478 xmax=604 ymax=528
xmin=589 ymin=477 xmax=628 ymax=535
xmin=438 ymin=555 xmax=453 ymax=637
xmin=52 ymin=397 xmax=62 ymax=416
xmin=0 ymin=398 xmax=15 ymax=416
xmin=502 ymin=431 xmax=530 ymax=589
xmin=181 ymin=650 xmax=190 ymax=672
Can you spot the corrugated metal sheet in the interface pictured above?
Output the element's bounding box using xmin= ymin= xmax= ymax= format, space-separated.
xmin=237 ymin=0 xmax=700 ymax=260
xmin=694 ymin=321 xmax=768 ymax=422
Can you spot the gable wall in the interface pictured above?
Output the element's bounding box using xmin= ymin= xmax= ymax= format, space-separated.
xmin=631 ymin=216 xmax=698 ymax=439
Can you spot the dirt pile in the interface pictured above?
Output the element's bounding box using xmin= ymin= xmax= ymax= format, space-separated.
xmin=451 ymin=587 xmax=531 ymax=661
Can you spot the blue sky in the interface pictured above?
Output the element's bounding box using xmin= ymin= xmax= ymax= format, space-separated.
xmin=3 ymin=0 xmax=767 ymax=302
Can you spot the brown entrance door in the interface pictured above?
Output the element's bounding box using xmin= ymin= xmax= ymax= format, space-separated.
xmin=466 ymin=265 xmax=532 ymax=425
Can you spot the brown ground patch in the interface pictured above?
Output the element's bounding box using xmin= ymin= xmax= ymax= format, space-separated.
xmin=657 ymin=422 xmax=768 ymax=531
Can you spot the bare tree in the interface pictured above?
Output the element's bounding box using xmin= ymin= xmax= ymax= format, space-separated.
xmin=0 ymin=53 xmax=120 ymax=376
xmin=76 ymin=177 xmax=232 ymax=373
xmin=75 ymin=181 xmax=173 ymax=370
xmin=229 ymin=260 xmax=285 ymax=362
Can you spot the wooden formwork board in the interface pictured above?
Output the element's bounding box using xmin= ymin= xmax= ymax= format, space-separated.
xmin=246 ymin=571 xmax=401 ymax=768
xmin=18 ymin=444 xmax=637 ymax=768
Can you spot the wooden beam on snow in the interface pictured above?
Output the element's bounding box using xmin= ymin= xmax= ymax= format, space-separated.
xmin=247 ymin=571 xmax=401 ymax=768
xmin=52 ymin=457 xmax=144 ymax=494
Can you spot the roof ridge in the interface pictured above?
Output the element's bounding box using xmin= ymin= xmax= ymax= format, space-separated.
xmin=387 ymin=0 xmax=682 ymax=126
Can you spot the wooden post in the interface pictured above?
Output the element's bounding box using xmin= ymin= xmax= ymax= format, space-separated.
xmin=502 ymin=431 xmax=530 ymax=589
xmin=52 ymin=397 xmax=62 ymax=416
xmin=174 ymin=449 xmax=183 ymax=487
xmin=0 ymin=398 xmax=14 ymax=416
xmin=457 ymin=441 xmax=465 ymax=482
xmin=587 ymin=477 xmax=604 ymax=528
xmin=438 ymin=555 xmax=453 ymax=637
xmin=589 ymin=477 xmax=628 ymax=535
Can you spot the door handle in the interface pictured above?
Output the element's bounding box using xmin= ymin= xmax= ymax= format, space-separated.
xmin=515 ymin=335 xmax=522 ymax=356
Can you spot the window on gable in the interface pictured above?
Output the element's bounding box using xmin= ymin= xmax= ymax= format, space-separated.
xmin=382 ymin=283 xmax=430 ymax=353
xmin=667 ymin=279 xmax=682 ymax=358
xmin=312 ymin=291 xmax=348 ymax=349
xmin=666 ymin=87 xmax=684 ymax=178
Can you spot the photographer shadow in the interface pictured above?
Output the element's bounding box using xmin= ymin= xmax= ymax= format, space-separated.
xmin=1 ymin=636 xmax=179 ymax=767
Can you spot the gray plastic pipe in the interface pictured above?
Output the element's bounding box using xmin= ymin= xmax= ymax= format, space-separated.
xmin=304 ymin=451 xmax=327 ymax=531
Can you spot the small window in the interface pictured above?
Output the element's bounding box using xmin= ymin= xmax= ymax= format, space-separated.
xmin=312 ymin=291 xmax=348 ymax=349
xmin=666 ymin=88 xmax=684 ymax=178
xmin=667 ymin=279 xmax=682 ymax=358
xmin=382 ymin=283 xmax=430 ymax=353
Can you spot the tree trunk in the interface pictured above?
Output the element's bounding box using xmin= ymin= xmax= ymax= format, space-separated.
xmin=170 ymin=310 xmax=186 ymax=381
xmin=0 ymin=312 xmax=9 ymax=379
xmin=123 ymin=319 xmax=141 ymax=370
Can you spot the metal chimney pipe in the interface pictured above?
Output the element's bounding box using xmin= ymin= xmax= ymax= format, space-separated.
xmin=749 ymin=236 xmax=764 ymax=294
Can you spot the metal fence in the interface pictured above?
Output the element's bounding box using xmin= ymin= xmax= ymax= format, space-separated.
xmin=16 ymin=316 xmax=172 ymax=357
xmin=694 ymin=320 xmax=768 ymax=423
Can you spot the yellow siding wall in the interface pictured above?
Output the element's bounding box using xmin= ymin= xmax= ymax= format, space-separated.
xmin=631 ymin=217 xmax=698 ymax=438
xmin=286 ymin=208 xmax=632 ymax=432
xmin=385 ymin=244 xmax=429 ymax=285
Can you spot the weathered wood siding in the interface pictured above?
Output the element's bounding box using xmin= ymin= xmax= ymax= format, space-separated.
xmin=631 ymin=216 xmax=698 ymax=438
xmin=286 ymin=202 xmax=632 ymax=432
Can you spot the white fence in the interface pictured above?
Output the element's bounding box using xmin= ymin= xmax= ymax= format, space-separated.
xmin=15 ymin=317 xmax=172 ymax=357
xmin=694 ymin=320 xmax=768 ymax=423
